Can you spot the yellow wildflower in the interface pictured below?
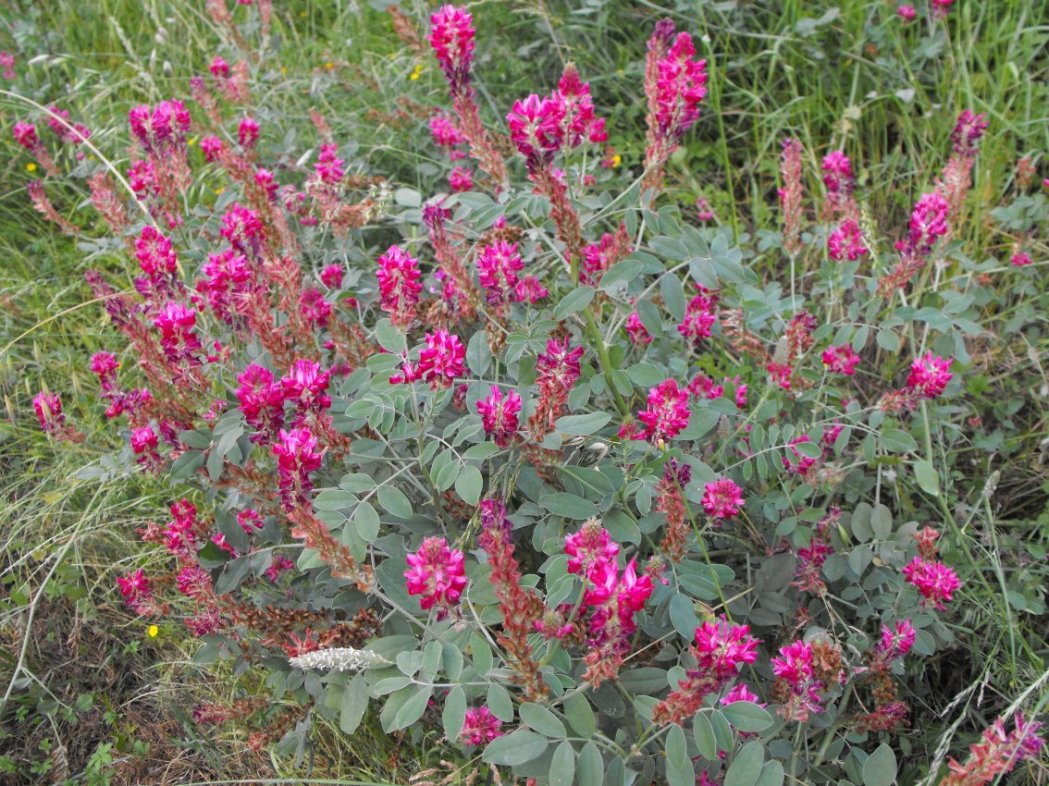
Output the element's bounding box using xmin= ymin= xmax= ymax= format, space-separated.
xmin=611 ymin=154 xmax=622 ymax=168
xmin=409 ymin=64 xmax=424 ymax=81
xmin=147 ymin=624 xmax=159 ymax=638
xmin=26 ymin=162 xmax=37 ymax=173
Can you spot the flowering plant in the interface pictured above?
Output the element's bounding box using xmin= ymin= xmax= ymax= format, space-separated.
xmin=11 ymin=2 xmax=1046 ymax=784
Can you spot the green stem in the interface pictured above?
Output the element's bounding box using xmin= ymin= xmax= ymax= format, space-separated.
xmin=584 ymin=309 xmax=629 ymax=418
xmin=811 ymin=682 xmax=853 ymax=769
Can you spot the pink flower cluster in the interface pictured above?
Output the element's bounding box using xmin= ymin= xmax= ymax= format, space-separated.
xmin=771 ymin=640 xmax=825 ymax=722
xmin=88 ymin=350 xmax=156 ymax=434
xmin=528 ymin=338 xmax=584 ymax=440
xmin=653 ymin=616 xmax=759 ymax=726
xmin=721 ymin=683 xmax=762 ymax=707
xmin=460 ymin=705 xmax=502 ymax=746
xmin=154 ymin=302 xmax=204 ymax=369
xmin=881 ymin=191 xmax=950 ymax=294
xmin=951 ymin=110 xmax=989 ymax=158
xmin=220 ymin=205 xmax=263 ymax=253
xmin=135 ymin=226 xmax=184 ymax=306
xmin=564 ymin=520 xmax=653 ymax=685
xmin=880 ymin=352 xmax=954 ymax=411
xmin=237 ymin=364 xmax=284 ymax=440
xmin=282 ymin=359 xmax=334 ymax=414
xmin=694 ymin=618 xmax=760 ymax=679
xmin=391 ymin=330 xmax=466 ymax=389
xmin=688 ymin=372 xmax=746 ymax=409
xmin=905 ymin=192 xmax=951 ymax=257
xmin=564 ymin=520 xmax=620 ymax=577
xmin=903 ymin=557 xmax=961 ymax=609
xmin=476 ymin=240 xmax=523 ymax=306
xmin=116 ymin=569 xmax=156 ymax=616
xmin=197 ymin=249 xmax=252 ymax=323
xmin=877 ymin=620 xmax=917 ymax=661
xmin=136 ymin=226 xmax=178 ymax=279
xmin=315 ymin=143 xmax=345 ymax=185
xmin=32 ymin=390 xmax=85 ymax=444
xmin=33 ymin=391 xmax=64 ymax=435
xmin=906 ymin=352 xmax=953 ymax=399
xmin=783 ymin=435 xmax=817 ymax=476
xmin=127 ymin=100 xmax=193 ymax=227
xmin=159 ymin=499 xmax=203 ymax=560
xmin=12 ymin=121 xmax=38 ymax=150
xmin=430 ymin=114 xmax=466 ymax=153
xmin=320 ymin=264 xmax=344 ymax=289
xmin=44 ymin=105 xmax=91 ymax=147
xmin=821 ymin=150 xmax=863 ymax=250
xmin=701 ymin=478 xmax=745 ymax=521
xmin=271 ymin=427 xmax=324 ymax=508
xmin=822 ymin=150 xmax=853 ymax=199
xmin=236 ymin=359 xmax=332 ymax=444
xmin=678 ymin=286 xmax=719 ymax=344
xmin=376 ymin=245 xmax=422 ymax=328
xmin=128 ymin=100 xmax=191 ymax=154
xmin=419 ymin=330 xmax=466 ymax=388
xmin=476 ymin=386 xmax=522 ymax=448
xmin=515 ymin=275 xmax=549 ymax=304
xmin=643 ymin=20 xmax=708 ymax=186
xmin=404 ymin=536 xmax=468 ymax=619
xmin=792 ymin=508 xmax=839 ymax=594
xmin=506 ymin=64 xmax=607 ymax=171
xmin=580 ymin=226 xmax=630 ymax=286
xmin=625 ymin=312 xmax=652 ymax=345
xmin=429 ymin=4 xmax=475 ymax=94
xmin=822 ymin=344 xmax=861 ymax=376
xmin=448 ymin=166 xmax=473 ymax=192
xmin=636 ymin=379 xmax=690 ymax=444
xmin=652 ymin=31 xmax=708 ymax=142
xmin=130 ymin=425 xmax=161 ymax=468
xmin=941 ymin=714 xmax=1043 ymax=785
xmin=237 ymin=116 xmax=260 ymax=148
xmin=201 ymin=135 xmax=224 ymax=162
xmin=12 ymin=120 xmax=59 ymax=175
xmin=828 ymin=218 xmax=867 ymax=261
xmin=206 ymin=54 xmax=250 ymax=102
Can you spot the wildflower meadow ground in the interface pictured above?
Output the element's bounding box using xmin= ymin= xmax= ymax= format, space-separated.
xmin=1 ymin=1 xmax=1048 ymax=785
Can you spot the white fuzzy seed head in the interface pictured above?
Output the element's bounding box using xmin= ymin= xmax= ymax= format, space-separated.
xmin=288 ymin=647 xmax=389 ymax=673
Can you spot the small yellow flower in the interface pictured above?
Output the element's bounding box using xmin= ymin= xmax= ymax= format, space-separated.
xmin=324 ymin=61 xmax=335 ymax=71
xmin=25 ymin=162 xmax=37 ymax=173
xmin=215 ymin=187 xmax=225 ymax=196
xmin=409 ymin=64 xmax=424 ymax=81
xmin=611 ymin=154 xmax=622 ymax=168
xmin=187 ymin=136 xmax=198 ymax=146
xmin=147 ymin=624 xmax=159 ymax=638
xmin=280 ymin=66 xmax=288 ymax=75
